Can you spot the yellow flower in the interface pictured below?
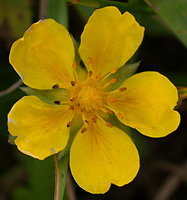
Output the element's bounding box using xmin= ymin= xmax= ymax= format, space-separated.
xmin=8 ymin=7 xmax=180 ymax=194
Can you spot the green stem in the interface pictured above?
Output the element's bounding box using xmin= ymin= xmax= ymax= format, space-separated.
xmin=54 ymin=154 xmax=69 ymax=200
xmin=66 ymin=172 xmax=77 ymax=200
xmin=47 ymin=0 xmax=69 ymax=27
xmin=39 ymin=0 xmax=48 ymax=19
xmin=66 ymin=0 xmax=154 ymax=14
xmin=0 ymin=79 xmax=22 ymax=97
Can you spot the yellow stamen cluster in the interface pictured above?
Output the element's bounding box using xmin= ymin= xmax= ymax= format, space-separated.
xmin=70 ymin=77 xmax=104 ymax=114
xmin=65 ymin=69 xmax=127 ymax=131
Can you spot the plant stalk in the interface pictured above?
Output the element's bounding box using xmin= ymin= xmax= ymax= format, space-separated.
xmin=54 ymin=154 xmax=69 ymax=200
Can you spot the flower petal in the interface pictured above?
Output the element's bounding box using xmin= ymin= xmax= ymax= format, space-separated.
xmin=8 ymin=96 xmax=73 ymax=160
xmin=70 ymin=119 xmax=139 ymax=194
xmin=106 ymin=72 xmax=180 ymax=137
xmin=9 ymin=19 xmax=75 ymax=89
xmin=79 ymin=6 xmax=144 ymax=77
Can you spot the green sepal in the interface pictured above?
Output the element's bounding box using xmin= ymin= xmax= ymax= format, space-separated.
xmin=20 ymin=87 xmax=70 ymax=105
xmin=145 ymin=0 xmax=187 ymax=47
xmin=105 ymin=61 xmax=140 ymax=91
xmin=8 ymin=135 xmax=17 ymax=145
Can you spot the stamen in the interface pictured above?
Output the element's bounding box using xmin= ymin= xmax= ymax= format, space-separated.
xmin=92 ymin=117 xmax=97 ymax=123
xmin=100 ymin=68 xmax=118 ymax=84
xmin=54 ymin=101 xmax=61 ymax=105
xmin=110 ymin=78 xmax=118 ymax=83
xmin=96 ymin=74 xmax=102 ymax=80
xmin=118 ymin=113 xmax=124 ymax=120
xmin=81 ymin=127 xmax=87 ymax=133
xmin=88 ymin=71 xmax=93 ymax=77
xmin=71 ymin=81 xmax=76 ymax=86
xmin=108 ymin=98 xmax=117 ymax=103
xmin=69 ymin=105 xmax=75 ymax=110
xmin=119 ymin=87 xmax=127 ymax=92
xmin=67 ymin=121 xmax=72 ymax=127
xmin=105 ymin=122 xmax=113 ymax=128
xmin=52 ymin=84 xmax=59 ymax=89
xmin=84 ymin=120 xmax=89 ymax=124
xmin=102 ymin=78 xmax=118 ymax=89
xmin=107 ymin=110 xmax=114 ymax=115
xmin=70 ymin=97 xmax=75 ymax=102
xmin=98 ymin=107 xmax=109 ymax=114
xmin=111 ymin=68 xmax=119 ymax=74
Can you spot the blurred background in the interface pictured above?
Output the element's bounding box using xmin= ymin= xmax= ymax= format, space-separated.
xmin=0 ymin=0 xmax=187 ymax=200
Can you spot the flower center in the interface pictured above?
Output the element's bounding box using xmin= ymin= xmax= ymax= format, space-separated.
xmin=70 ymin=79 xmax=104 ymax=114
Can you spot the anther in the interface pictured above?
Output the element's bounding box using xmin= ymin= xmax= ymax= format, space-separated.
xmin=54 ymin=101 xmax=61 ymax=105
xmin=111 ymin=68 xmax=118 ymax=74
xmin=52 ymin=84 xmax=59 ymax=89
xmin=92 ymin=117 xmax=97 ymax=123
xmin=118 ymin=113 xmax=124 ymax=120
xmin=96 ymin=74 xmax=102 ymax=79
xmin=71 ymin=81 xmax=76 ymax=86
xmin=107 ymin=110 xmax=114 ymax=115
xmin=108 ymin=98 xmax=117 ymax=103
xmin=80 ymin=108 xmax=85 ymax=112
xmin=70 ymin=97 xmax=75 ymax=102
xmin=119 ymin=87 xmax=127 ymax=92
xmin=88 ymin=71 xmax=93 ymax=77
xmin=110 ymin=78 xmax=118 ymax=83
xmin=67 ymin=121 xmax=72 ymax=127
xmin=84 ymin=120 xmax=89 ymax=124
xmin=81 ymin=127 xmax=87 ymax=133
xmin=105 ymin=122 xmax=113 ymax=128
xmin=69 ymin=105 xmax=75 ymax=110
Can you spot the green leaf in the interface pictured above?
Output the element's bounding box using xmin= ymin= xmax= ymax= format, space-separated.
xmin=47 ymin=0 xmax=68 ymax=28
xmin=66 ymin=0 xmax=153 ymax=14
xmin=20 ymin=87 xmax=70 ymax=105
xmin=105 ymin=62 xmax=140 ymax=91
xmin=144 ymin=0 xmax=187 ymax=47
xmin=5 ymin=0 xmax=32 ymax=38
xmin=12 ymin=155 xmax=54 ymax=200
xmin=0 ymin=0 xmax=5 ymax=26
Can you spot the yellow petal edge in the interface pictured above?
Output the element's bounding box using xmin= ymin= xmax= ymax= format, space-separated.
xmin=79 ymin=6 xmax=144 ymax=76
xmin=8 ymin=96 xmax=73 ymax=160
xmin=70 ymin=119 xmax=139 ymax=194
xmin=9 ymin=19 xmax=75 ymax=90
xmin=106 ymin=72 xmax=180 ymax=137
